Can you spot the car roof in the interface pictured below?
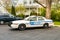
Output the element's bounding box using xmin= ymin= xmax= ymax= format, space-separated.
xmin=28 ymin=16 xmax=43 ymax=17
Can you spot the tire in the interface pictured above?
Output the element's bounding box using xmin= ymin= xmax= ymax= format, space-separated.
xmin=43 ymin=23 xmax=49 ymax=28
xmin=0 ymin=21 xmax=4 ymax=25
xmin=18 ymin=24 xmax=26 ymax=31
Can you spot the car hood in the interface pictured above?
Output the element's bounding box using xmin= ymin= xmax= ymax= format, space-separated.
xmin=12 ymin=20 xmax=25 ymax=23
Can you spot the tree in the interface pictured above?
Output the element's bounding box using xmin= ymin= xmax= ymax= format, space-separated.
xmin=11 ymin=5 xmax=16 ymax=16
xmin=35 ymin=0 xmax=52 ymax=19
xmin=46 ymin=0 xmax=52 ymax=19
xmin=16 ymin=5 xmax=26 ymax=14
xmin=54 ymin=0 xmax=60 ymax=9
xmin=1 ymin=0 xmax=11 ymax=13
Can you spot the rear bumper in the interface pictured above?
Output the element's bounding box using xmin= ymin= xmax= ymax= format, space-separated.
xmin=49 ymin=23 xmax=54 ymax=27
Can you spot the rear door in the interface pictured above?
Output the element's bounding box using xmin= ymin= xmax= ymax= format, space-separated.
xmin=37 ymin=17 xmax=45 ymax=26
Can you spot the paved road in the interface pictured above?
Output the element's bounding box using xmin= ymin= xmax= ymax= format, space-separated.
xmin=0 ymin=25 xmax=60 ymax=40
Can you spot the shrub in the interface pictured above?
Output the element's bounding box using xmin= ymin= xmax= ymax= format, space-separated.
xmin=16 ymin=13 xmax=25 ymax=19
xmin=39 ymin=8 xmax=46 ymax=17
xmin=30 ymin=8 xmax=46 ymax=16
xmin=30 ymin=10 xmax=37 ymax=16
xmin=51 ymin=8 xmax=60 ymax=21
xmin=37 ymin=8 xmax=60 ymax=21
xmin=51 ymin=9 xmax=57 ymax=21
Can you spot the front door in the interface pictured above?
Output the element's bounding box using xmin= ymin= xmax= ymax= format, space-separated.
xmin=30 ymin=17 xmax=38 ymax=27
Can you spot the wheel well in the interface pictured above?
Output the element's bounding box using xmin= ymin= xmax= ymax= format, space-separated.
xmin=44 ymin=23 xmax=49 ymax=25
xmin=19 ymin=24 xmax=26 ymax=27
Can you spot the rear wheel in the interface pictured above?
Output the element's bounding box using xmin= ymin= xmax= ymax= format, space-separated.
xmin=0 ymin=21 xmax=4 ymax=24
xmin=43 ymin=23 xmax=49 ymax=28
xmin=18 ymin=24 xmax=26 ymax=31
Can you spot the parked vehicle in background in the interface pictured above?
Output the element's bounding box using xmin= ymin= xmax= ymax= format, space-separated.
xmin=0 ymin=14 xmax=23 ymax=24
xmin=8 ymin=16 xmax=54 ymax=31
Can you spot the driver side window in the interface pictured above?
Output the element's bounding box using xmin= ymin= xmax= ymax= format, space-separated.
xmin=27 ymin=17 xmax=37 ymax=21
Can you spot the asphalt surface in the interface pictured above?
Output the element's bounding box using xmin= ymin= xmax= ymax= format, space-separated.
xmin=0 ymin=25 xmax=60 ymax=40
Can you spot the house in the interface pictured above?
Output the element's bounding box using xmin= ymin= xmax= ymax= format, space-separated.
xmin=14 ymin=0 xmax=43 ymax=15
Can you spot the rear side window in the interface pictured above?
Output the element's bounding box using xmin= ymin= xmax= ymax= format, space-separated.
xmin=0 ymin=15 xmax=6 ymax=17
xmin=3 ymin=15 xmax=9 ymax=17
xmin=38 ymin=17 xmax=44 ymax=20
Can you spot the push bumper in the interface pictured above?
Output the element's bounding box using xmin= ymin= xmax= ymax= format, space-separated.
xmin=10 ymin=24 xmax=18 ymax=28
xmin=8 ymin=22 xmax=12 ymax=27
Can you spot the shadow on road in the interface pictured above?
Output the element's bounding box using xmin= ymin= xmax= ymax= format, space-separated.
xmin=9 ymin=27 xmax=53 ymax=31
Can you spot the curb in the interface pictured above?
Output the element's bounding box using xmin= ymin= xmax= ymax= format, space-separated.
xmin=54 ymin=25 xmax=60 ymax=27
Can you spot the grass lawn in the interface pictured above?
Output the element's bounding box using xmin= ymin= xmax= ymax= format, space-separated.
xmin=54 ymin=21 xmax=60 ymax=25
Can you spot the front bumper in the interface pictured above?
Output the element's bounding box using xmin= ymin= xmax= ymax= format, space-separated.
xmin=8 ymin=22 xmax=12 ymax=27
xmin=10 ymin=24 xmax=18 ymax=28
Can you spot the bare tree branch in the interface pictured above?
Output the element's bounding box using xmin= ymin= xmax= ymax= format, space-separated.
xmin=34 ymin=0 xmax=46 ymax=8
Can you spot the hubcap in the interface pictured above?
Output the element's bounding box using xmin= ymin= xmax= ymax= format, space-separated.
xmin=45 ymin=25 xmax=47 ymax=27
xmin=0 ymin=21 xmax=4 ymax=24
xmin=21 ymin=26 xmax=24 ymax=28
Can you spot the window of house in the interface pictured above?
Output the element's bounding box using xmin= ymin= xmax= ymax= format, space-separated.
xmin=33 ymin=0 xmax=35 ymax=3
xmin=30 ymin=1 xmax=32 ymax=4
xmin=24 ymin=1 xmax=27 ymax=4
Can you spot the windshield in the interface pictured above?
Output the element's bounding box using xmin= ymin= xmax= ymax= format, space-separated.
xmin=24 ymin=17 xmax=29 ymax=20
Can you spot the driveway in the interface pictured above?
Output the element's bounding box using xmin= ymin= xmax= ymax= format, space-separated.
xmin=0 ymin=25 xmax=60 ymax=40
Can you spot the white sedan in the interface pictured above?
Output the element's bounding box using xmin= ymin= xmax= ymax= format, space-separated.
xmin=8 ymin=16 xmax=54 ymax=31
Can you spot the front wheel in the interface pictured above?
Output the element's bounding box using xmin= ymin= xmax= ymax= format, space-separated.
xmin=43 ymin=23 xmax=49 ymax=28
xmin=18 ymin=24 xmax=26 ymax=31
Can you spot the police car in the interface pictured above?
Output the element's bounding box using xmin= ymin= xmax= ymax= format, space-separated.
xmin=8 ymin=16 xmax=54 ymax=31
